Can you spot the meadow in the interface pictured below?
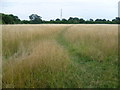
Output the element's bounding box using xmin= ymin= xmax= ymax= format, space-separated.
xmin=2 ymin=24 xmax=118 ymax=88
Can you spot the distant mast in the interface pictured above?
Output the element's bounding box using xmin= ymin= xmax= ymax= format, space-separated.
xmin=60 ymin=9 xmax=62 ymax=20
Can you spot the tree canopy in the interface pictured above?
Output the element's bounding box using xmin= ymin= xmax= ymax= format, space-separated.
xmin=1 ymin=13 xmax=120 ymax=24
xmin=29 ymin=14 xmax=42 ymax=24
xmin=1 ymin=13 xmax=21 ymax=24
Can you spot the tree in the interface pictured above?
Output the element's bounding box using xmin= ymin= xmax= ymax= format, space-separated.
xmin=62 ymin=18 xmax=67 ymax=24
xmin=55 ymin=18 xmax=60 ymax=21
xmin=1 ymin=13 xmax=21 ymax=24
xmin=62 ymin=18 xmax=67 ymax=22
xmin=50 ymin=20 xmax=54 ymax=22
xmin=95 ymin=19 xmax=102 ymax=22
xmin=9 ymin=14 xmax=21 ymax=23
xmin=49 ymin=20 xmax=54 ymax=23
xmin=103 ymin=19 xmax=106 ymax=21
xmin=79 ymin=18 xmax=85 ymax=23
xmin=112 ymin=17 xmax=120 ymax=24
xmin=68 ymin=17 xmax=73 ymax=23
xmin=2 ymin=14 xmax=15 ymax=24
xmin=73 ymin=17 xmax=79 ymax=24
xmin=89 ymin=19 xmax=94 ymax=21
xmin=68 ymin=17 xmax=78 ymax=24
xmin=55 ymin=18 xmax=61 ymax=24
xmin=29 ymin=14 xmax=42 ymax=24
xmin=21 ymin=20 xmax=30 ymax=24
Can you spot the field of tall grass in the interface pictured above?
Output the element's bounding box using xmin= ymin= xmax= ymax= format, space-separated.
xmin=2 ymin=24 xmax=118 ymax=88
xmin=0 ymin=25 xmax=2 ymax=89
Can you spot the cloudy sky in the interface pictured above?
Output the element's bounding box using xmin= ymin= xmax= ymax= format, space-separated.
xmin=0 ymin=0 xmax=119 ymax=20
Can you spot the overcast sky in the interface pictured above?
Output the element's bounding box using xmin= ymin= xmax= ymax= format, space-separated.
xmin=0 ymin=0 xmax=119 ymax=20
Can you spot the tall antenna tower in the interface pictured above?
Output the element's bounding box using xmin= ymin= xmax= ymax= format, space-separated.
xmin=60 ymin=9 xmax=62 ymax=20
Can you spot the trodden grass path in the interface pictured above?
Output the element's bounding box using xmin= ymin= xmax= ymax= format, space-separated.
xmin=56 ymin=25 xmax=118 ymax=88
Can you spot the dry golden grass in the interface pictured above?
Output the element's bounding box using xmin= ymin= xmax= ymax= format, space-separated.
xmin=64 ymin=24 xmax=118 ymax=61
xmin=0 ymin=25 xmax=2 ymax=89
xmin=2 ymin=25 xmax=69 ymax=59
xmin=3 ymin=40 xmax=71 ymax=88
xmin=2 ymin=25 xmax=74 ymax=88
xmin=2 ymin=24 xmax=118 ymax=88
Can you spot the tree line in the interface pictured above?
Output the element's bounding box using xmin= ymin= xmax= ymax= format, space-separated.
xmin=0 ymin=13 xmax=120 ymax=24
